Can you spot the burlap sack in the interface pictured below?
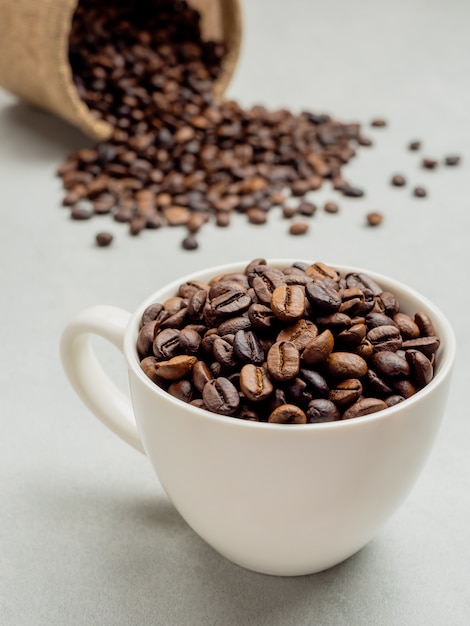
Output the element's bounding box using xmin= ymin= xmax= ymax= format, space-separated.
xmin=0 ymin=0 xmax=242 ymax=140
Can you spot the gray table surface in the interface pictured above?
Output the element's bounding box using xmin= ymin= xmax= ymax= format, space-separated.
xmin=1 ymin=0 xmax=469 ymax=624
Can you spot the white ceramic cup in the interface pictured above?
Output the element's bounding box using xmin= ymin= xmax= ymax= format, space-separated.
xmin=60 ymin=260 xmax=455 ymax=576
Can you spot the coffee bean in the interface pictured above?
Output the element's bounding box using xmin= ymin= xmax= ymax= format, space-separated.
xmin=156 ymin=355 xmax=197 ymax=380
xmin=271 ymin=285 xmax=305 ymax=322
xmin=413 ymin=186 xmax=427 ymax=198
xmin=289 ymin=222 xmax=309 ymax=235
xmin=95 ymin=231 xmax=113 ymax=246
xmin=192 ymin=360 xmax=213 ymax=392
xmin=306 ymin=399 xmax=340 ymax=423
xmin=168 ymin=380 xmax=193 ymax=403
xmin=202 ymin=377 xmax=240 ymax=415
xmin=277 ymin=319 xmax=318 ymax=351
xmin=408 ymin=140 xmax=421 ymax=151
xmin=182 ymin=235 xmax=199 ymax=250
xmin=367 ymin=324 xmax=402 ymax=352
xmin=405 ymin=349 xmax=433 ymax=388
xmin=342 ymin=186 xmax=364 ymax=198
xmin=267 ymin=341 xmax=300 ymax=381
xmin=370 ymin=351 xmax=410 ymax=379
xmin=136 ymin=321 xmax=158 ymax=358
xmin=444 ymin=155 xmax=461 ymax=166
xmin=233 ymin=330 xmax=264 ymax=364
xmin=305 ymin=280 xmax=341 ymax=313
xmin=329 ymin=378 xmax=362 ymax=408
xmin=324 ymin=352 xmax=368 ymax=379
xmin=371 ymin=118 xmax=387 ymax=127
xmin=239 ymin=364 xmax=273 ymax=402
xmin=153 ymin=328 xmax=181 ymax=359
xmin=391 ymin=174 xmax=406 ymax=187
xmin=268 ymin=404 xmax=307 ymax=424
xmin=414 ymin=311 xmax=436 ymax=337
xmin=302 ymin=329 xmax=334 ymax=365
xmin=324 ymin=201 xmax=339 ymax=214
xmin=422 ymin=158 xmax=438 ymax=169
xmin=343 ymin=398 xmax=388 ymax=420
xmin=366 ymin=212 xmax=383 ymax=226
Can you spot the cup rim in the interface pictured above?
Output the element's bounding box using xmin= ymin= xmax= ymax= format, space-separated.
xmin=123 ymin=259 xmax=456 ymax=431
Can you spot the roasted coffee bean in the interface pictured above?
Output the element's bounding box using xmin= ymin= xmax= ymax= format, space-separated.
xmin=268 ymin=404 xmax=307 ymax=424
xmin=422 ymin=158 xmax=438 ymax=169
xmin=286 ymin=377 xmax=313 ymax=408
xmin=302 ymin=329 xmax=334 ymax=365
xmin=239 ymin=364 xmax=273 ymax=402
xmin=306 ymin=280 xmax=341 ymax=313
xmin=211 ymin=288 xmax=252 ymax=318
xmin=271 ymin=285 xmax=305 ymax=322
xmin=248 ymin=303 xmax=278 ymax=334
xmin=371 ymin=118 xmax=387 ymax=127
xmin=218 ymin=316 xmax=251 ymax=336
xmin=316 ymin=312 xmax=352 ymax=333
xmin=277 ymin=319 xmax=318 ymax=351
xmin=391 ymin=378 xmax=417 ymax=399
xmin=156 ymin=355 xmax=197 ymax=380
xmin=370 ymin=351 xmax=410 ymax=378
xmin=366 ymin=212 xmax=383 ymax=226
xmin=192 ymin=360 xmax=213 ymax=392
xmin=298 ymin=368 xmax=329 ymax=398
xmin=342 ymin=185 xmax=364 ymax=198
xmin=168 ymin=380 xmax=193 ymax=403
xmin=153 ymin=328 xmax=181 ymax=359
xmin=408 ymin=140 xmax=421 ymax=151
xmin=202 ymin=377 xmax=240 ymax=415
xmin=379 ymin=291 xmax=400 ymax=317
xmin=393 ymin=313 xmax=420 ymax=340
xmin=401 ymin=335 xmax=440 ymax=357
xmin=414 ymin=311 xmax=436 ymax=337
xmin=413 ymin=186 xmax=427 ymax=198
xmin=140 ymin=356 xmax=162 ymax=385
xmin=367 ymin=325 xmax=402 ymax=352
xmin=248 ymin=267 xmax=286 ymax=304
xmin=141 ymin=303 xmax=164 ymax=327
xmin=136 ymin=321 xmax=158 ymax=358
xmin=95 ymin=231 xmax=114 ymax=246
xmin=305 ymin=263 xmax=340 ymax=282
xmin=178 ymin=327 xmax=202 ymax=354
xmin=405 ymin=349 xmax=433 ymax=387
xmin=445 ymin=155 xmax=461 ymax=166
xmin=329 ymin=378 xmax=362 ymax=408
xmin=289 ymin=221 xmax=309 ymax=235
xmin=365 ymin=369 xmax=393 ymax=397
xmin=213 ymin=337 xmax=238 ymax=370
xmin=267 ymin=341 xmax=300 ymax=381
xmin=391 ymin=174 xmax=406 ymax=187
xmin=233 ymin=330 xmax=264 ymax=364
xmin=324 ymin=201 xmax=339 ymax=214
xmin=182 ymin=234 xmax=199 ymax=250
xmin=324 ymin=352 xmax=368 ymax=379
xmin=306 ymin=399 xmax=340 ymax=423
xmin=336 ymin=323 xmax=367 ymax=349
xmin=343 ymin=398 xmax=388 ymax=420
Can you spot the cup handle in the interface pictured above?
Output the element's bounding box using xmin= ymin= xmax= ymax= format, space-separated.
xmin=60 ymin=305 xmax=145 ymax=454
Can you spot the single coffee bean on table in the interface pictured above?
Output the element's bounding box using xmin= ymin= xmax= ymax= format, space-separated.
xmin=138 ymin=260 xmax=441 ymax=424
xmin=57 ymin=0 xmax=376 ymax=249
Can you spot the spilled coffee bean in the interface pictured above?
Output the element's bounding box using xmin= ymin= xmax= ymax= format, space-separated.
xmin=138 ymin=260 xmax=441 ymax=424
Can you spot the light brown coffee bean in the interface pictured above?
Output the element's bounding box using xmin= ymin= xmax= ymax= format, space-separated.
xmin=324 ymin=352 xmax=368 ymax=379
xmin=268 ymin=404 xmax=307 ymax=424
xmin=156 ymin=355 xmax=198 ymax=380
xmin=267 ymin=341 xmax=300 ymax=381
xmin=271 ymin=285 xmax=305 ymax=322
xmin=239 ymin=364 xmax=273 ymax=402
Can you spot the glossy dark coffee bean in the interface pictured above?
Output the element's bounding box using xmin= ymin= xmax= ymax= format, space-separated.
xmin=233 ymin=330 xmax=265 ymax=365
xmin=370 ymin=351 xmax=410 ymax=379
xmin=168 ymin=380 xmax=193 ymax=403
xmin=306 ymin=280 xmax=341 ymax=313
xmin=202 ymin=377 xmax=240 ymax=415
xmin=153 ymin=327 xmax=181 ymax=359
xmin=367 ymin=324 xmax=402 ymax=352
xmin=329 ymin=378 xmax=363 ymax=408
xmin=212 ymin=337 xmax=238 ymax=370
xmin=178 ymin=327 xmax=202 ymax=354
xmin=405 ymin=349 xmax=433 ymax=387
xmin=211 ymin=289 xmax=252 ymax=318
xmin=248 ymin=267 xmax=286 ymax=304
xmin=248 ymin=303 xmax=278 ymax=334
xmin=136 ymin=321 xmax=158 ymax=358
xmin=307 ymin=399 xmax=340 ymax=423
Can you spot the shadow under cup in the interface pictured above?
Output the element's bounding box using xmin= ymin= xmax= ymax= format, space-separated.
xmin=122 ymin=261 xmax=455 ymax=576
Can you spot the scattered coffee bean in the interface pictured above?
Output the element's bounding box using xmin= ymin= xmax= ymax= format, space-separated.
xmin=391 ymin=174 xmax=406 ymax=187
xmin=95 ymin=231 xmax=113 ymax=246
xmin=366 ymin=212 xmax=383 ymax=226
xmin=422 ymin=158 xmax=438 ymax=169
xmin=289 ymin=221 xmax=309 ymax=235
xmin=445 ymin=155 xmax=461 ymax=166
xmin=371 ymin=118 xmax=387 ymax=127
xmin=56 ymin=0 xmax=378 ymax=249
xmin=408 ymin=140 xmax=421 ymax=151
xmin=413 ymin=186 xmax=427 ymax=198
xmin=138 ymin=260 xmax=441 ymax=424
xmin=324 ymin=201 xmax=339 ymax=214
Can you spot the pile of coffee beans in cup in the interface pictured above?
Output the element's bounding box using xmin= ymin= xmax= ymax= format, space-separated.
xmin=57 ymin=0 xmax=371 ymax=249
xmin=137 ymin=259 xmax=440 ymax=423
